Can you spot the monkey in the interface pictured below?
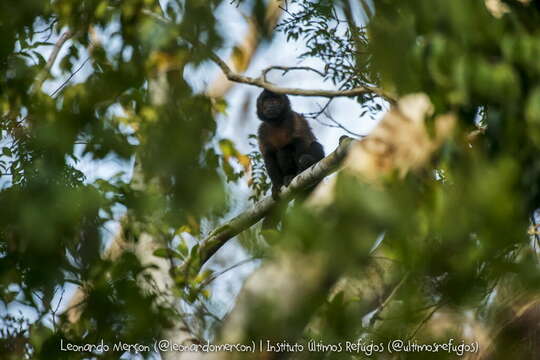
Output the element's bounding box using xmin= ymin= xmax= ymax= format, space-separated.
xmin=257 ymin=89 xmax=325 ymax=202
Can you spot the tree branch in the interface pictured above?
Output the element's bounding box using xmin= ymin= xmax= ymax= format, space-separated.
xmin=406 ymin=302 xmax=442 ymax=340
xmin=367 ymin=272 xmax=409 ymax=327
xmin=143 ymin=7 xmax=392 ymax=102
xmin=208 ymin=51 xmax=396 ymax=102
xmin=34 ymin=30 xmax=74 ymax=90
xmin=262 ymin=65 xmax=326 ymax=82
xmin=178 ymin=136 xmax=355 ymax=276
xmin=46 ymin=31 xmax=73 ymax=72
xmin=307 ymin=100 xmax=365 ymax=138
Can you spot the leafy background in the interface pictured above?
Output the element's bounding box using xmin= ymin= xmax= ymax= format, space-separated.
xmin=0 ymin=0 xmax=539 ymax=359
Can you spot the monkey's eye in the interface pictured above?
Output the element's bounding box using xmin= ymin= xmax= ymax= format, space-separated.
xmin=266 ymin=98 xmax=280 ymax=106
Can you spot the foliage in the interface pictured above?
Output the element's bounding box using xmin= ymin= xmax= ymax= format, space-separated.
xmin=277 ymin=0 xmax=385 ymax=129
xmin=0 ymin=0 xmax=539 ymax=359
xmin=246 ymin=134 xmax=270 ymax=202
xmin=277 ymin=0 xmax=372 ymax=88
xmin=0 ymin=0 xmax=229 ymax=358
xmin=263 ymin=1 xmax=540 ymax=359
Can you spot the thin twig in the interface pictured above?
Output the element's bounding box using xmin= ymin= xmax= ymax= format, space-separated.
xmin=51 ymin=287 xmax=66 ymax=331
xmin=407 ymin=302 xmax=442 ymax=340
xmin=530 ymin=213 xmax=540 ymax=256
xmin=50 ymin=57 xmax=91 ymax=98
xmin=200 ymin=257 xmax=258 ymax=288
xmin=34 ymin=19 xmax=58 ymax=35
xmin=321 ymin=108 xmax=364 ymax=138
xmin=304 ymin=98 xmax=334 ymax=119
xmin=262 ymin=65 xmax=325 ymax=82
xmin=305 ymin=98 xmax=365 ymax=138
xmin=198 ymin=301 xmax=222 ymax=323
xmin=368 ymin=272 xmax=409 ymax=327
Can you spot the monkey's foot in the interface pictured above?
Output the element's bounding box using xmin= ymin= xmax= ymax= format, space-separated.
xmin=298 ymin=154 xmax=316 ymax=171
xmin=283 ymin=175 xmax=295 ymax=186
xmin=271 ymin=185 xmax=281 ymax=200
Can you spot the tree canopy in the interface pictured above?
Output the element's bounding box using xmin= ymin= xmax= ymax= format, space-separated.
xmin=0 ymin=0 xmax=539 ymax=359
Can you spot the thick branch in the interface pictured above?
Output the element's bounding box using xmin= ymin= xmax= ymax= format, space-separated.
xmin=208 ymin=52 xmax=396 ymax=102
xmin=179 ymin=137 xmax=354 ymax=276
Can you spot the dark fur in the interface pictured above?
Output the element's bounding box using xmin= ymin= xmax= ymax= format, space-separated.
xmin=256 ymin=89 xmax=325 ymax=200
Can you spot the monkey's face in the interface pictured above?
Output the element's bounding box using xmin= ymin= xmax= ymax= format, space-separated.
xmin=261 ymin=97 xmax=285 ymax=119
xmin=257 ymin=90 xmax=291 ymax=122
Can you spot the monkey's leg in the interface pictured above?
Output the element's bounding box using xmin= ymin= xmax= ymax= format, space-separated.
xmin=262 ymin=146 xmax=297 ymax=230
xmin=290 ymin=141 xmax=326 ymax=206
xmin=260 ymin=149 xmax=287 ymax=229
xmin=276 ymin=144 xmax=298 ymax=185
xmin=262 ymin=150 xmax=284 ymax=200
xmin=263 ymin=142 xmax=324 ymax=231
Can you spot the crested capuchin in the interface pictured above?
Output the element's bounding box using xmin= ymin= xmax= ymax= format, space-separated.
xmin=256 ymin=89 xmax=325 ymax=200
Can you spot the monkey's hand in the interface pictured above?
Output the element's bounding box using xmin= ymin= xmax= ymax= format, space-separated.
xmin=283 ymin=175 xmax=295 ymax=186
xmin=298 ymin=154 xmax=316 ymax=172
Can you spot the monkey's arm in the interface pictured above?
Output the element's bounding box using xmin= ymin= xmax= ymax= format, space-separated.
xmin=296 ymin=140 xmax=325 ymax=172
xmin=262 ymin=150 xmax=284 ymax=200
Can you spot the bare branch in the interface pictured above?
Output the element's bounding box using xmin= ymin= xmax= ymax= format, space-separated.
xmin=304 ymin=98 xmax=365 ymax=138
xmin=304 ymin=98 xmax=334 ymax=119
xmin=50 ymin=57 xmax=90 ymax=98
xmin=178 ymin=137 xmax=355 ymax=276
xmin=208 ymin=51 xmax=396 ymax=102
xmin=262 ymin=65 xmax=325 ymax=82
xmin=46 ymin=31 xmax=73 ymax=71
xmin=34 ymin=18 xmax=58 ymax=35
xmin=50 ymin=28 xmax=100 ymax=98
xmin=199 ymin=257 xmax=258 ymax=288
xmin=406 ymin=302 xmax=442 ymax=340
xmin=34 ymin=30 xmax=74 ymax=90
xmin=367 ymin=272 xmax=409 ymax=327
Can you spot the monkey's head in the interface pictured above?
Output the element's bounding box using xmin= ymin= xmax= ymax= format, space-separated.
xmin=256 ymin=89 xmax=291 ymax=123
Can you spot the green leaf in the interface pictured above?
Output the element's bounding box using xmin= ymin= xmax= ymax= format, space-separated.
xmin=177 ymin=240 xmax=189 ymax=258
xmin=2 ymin=147 xmax=12 ymax=157
xmin=153 ymin=248 xmax=173 ymax=258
